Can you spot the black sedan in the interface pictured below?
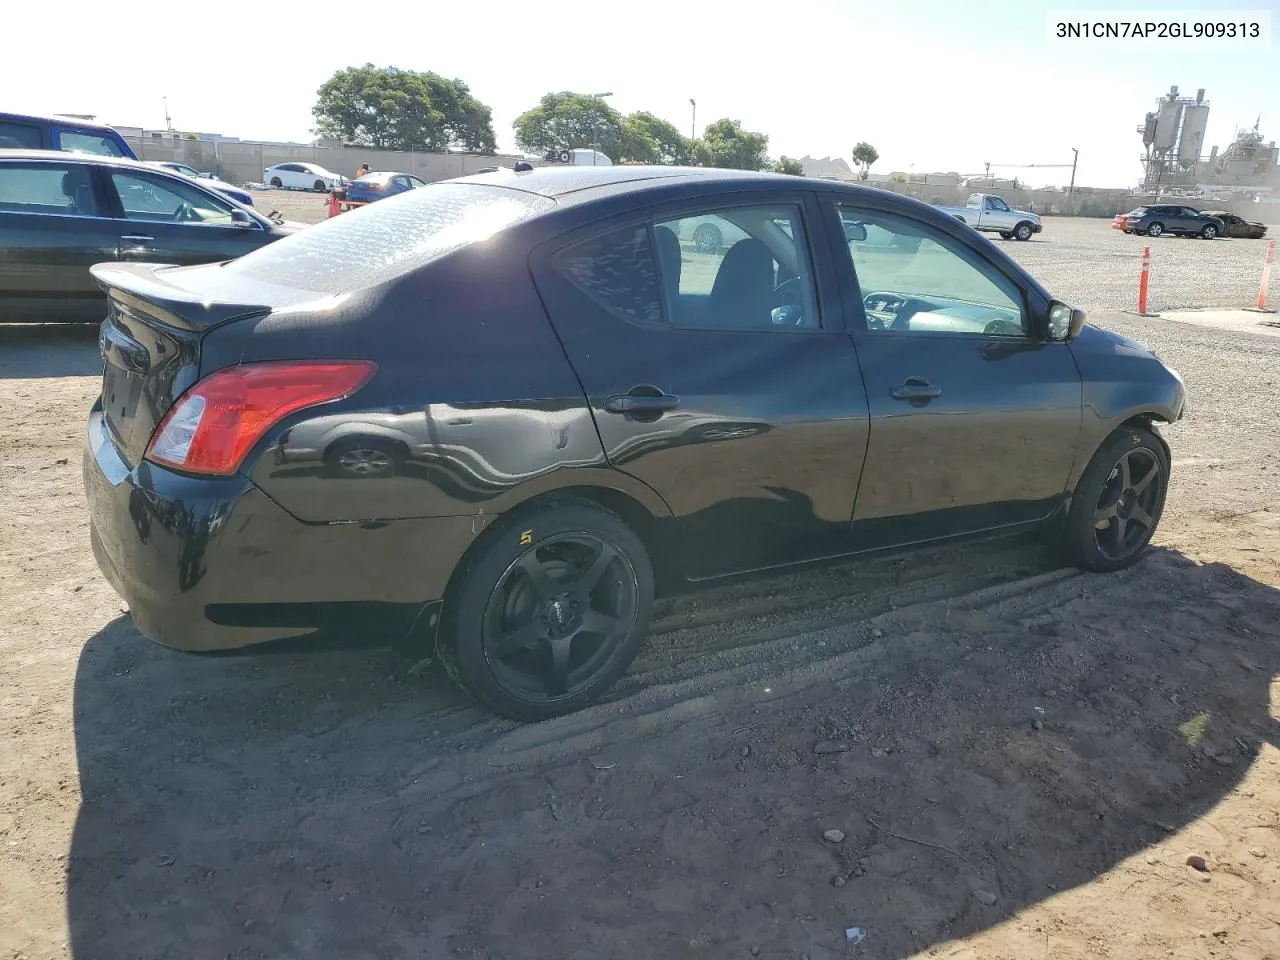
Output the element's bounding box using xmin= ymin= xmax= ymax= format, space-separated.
xmin=84 ymin=166 xmax=1186 ymax=720
xmin=0 ymin=150 xmax=299 ymax=323
xmin=1118 ymin=203 xmax=1225 ymax=239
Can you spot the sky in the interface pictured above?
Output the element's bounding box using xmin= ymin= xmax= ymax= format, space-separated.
xmin=5 ymin=0 xmax=1277 ymax=188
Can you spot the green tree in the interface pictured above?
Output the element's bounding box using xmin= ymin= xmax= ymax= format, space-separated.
xmin=312 ymin=64 xmax=496 ymax=153
xmin=774 ymin=156 xmax=804 ymax=176
xmin=692 ymin=119 xmax=770 ymax=171
xmin=618 ymin=111 xmax=689 ymax=164
xmin=852 ymin=141 xmax=880 ymax=180
xmin=513 ymin=92 xmax=622 ymax=160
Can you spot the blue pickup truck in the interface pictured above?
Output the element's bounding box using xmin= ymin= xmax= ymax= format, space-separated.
xmin=0 ymin=111 xmax=137 ymax=158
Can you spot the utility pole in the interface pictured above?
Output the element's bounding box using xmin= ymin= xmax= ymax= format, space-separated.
xmin=689 ymin=98 xmax=697 ymax=164
xmin=591 ymin=92 xmax=613 ymax=165
xmin=163 ymin=96 xmax=173 ymax=133
xmin=1068 ymin=147 xmax=1078 ymax=198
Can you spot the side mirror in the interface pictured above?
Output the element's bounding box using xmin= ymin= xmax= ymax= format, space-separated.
xmin=843 ymin=222 xmax=867 ymax=242
xmin=1046 ymin=300 xmax=1086 ymax=341
xmin=230 ymin=208 xmax=254 ymax=229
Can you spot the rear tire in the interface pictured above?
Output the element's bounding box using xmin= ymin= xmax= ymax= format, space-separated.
xmin=692 ymin=223 xmax=723 ymax=254
xmin=269 ymin=177 xmax=282 ymax=188
xmin=999 ymin=231 xmax=1013 ymax=240
xmin=314 ymin=179 xmax=327 ymax=192
xmin=1146 ymin=222 xmax=1164 ymax=237
xmin=438 ymin=498 xmax=654 ymax=721
xmin=1200 ymin=224 xmax=1218 ymax=239
xmin=1062 ymin=426 xmax=1168 ymax=573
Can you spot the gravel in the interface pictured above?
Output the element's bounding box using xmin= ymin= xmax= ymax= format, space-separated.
xmin=1001 ymin=217 xmax=1278 ymax=313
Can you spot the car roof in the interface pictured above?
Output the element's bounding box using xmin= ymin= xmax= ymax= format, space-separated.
xmin=0 ymin=110 xmax=122 ymax=133
xmin=0 ymin=148 xmax=158 ymax=170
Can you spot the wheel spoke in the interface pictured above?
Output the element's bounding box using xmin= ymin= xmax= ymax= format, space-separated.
xmin=1129 ymin=504 xmax=1155 ymax=530
xmin=1109 ymin=516 xmax=1129 ymax=551
xmin=579 ymin=608 xmax=623 ymax=637
xmin=547 ymin=635 xmax=573 ymax=694
xmin=1132 ymin=466 xmax=1158 ymax=496
xmin=515 ymin=551 xmax=557 ymax=600
xmin=572 ymin=542 xmax=619 ymax=596
xmin=492 ymin=620 xmax=543 ymax=657
xmin=1118 ymin=453 xmax=1132 ymax=491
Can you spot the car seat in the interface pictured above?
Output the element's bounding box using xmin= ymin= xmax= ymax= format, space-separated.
xmin=653 ymin=225 xmax=682 ymax=311
xmin=61 ymin=171 xmax=95 ymax=216
xmin=707 ymin=238 xmax=775 ymax=328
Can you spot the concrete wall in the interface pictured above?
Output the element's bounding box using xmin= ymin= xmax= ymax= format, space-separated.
xmin=124 ymin=136 xmax=522 ymax=186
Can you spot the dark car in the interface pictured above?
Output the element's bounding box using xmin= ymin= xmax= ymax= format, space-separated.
xmin=0 ymin=150 xmax=300 ymax=323
xmin=0 ymin=110 xmax=136 ymax=158
xmin=343 ymin=170 xmax=426 ymax=204
xmin=1199 ymin=210 xmax=1267 ymax=239
xmin=1119 ymin=204 xmax=1224 ymax=239
xmin=83 ymin=166 xmax=1185 ymax=720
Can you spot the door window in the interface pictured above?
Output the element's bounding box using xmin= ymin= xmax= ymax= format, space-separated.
xmin=987 ymin=196 xmax=1010 ymax=212
xmin=0 ymin=163 xmax=100 ymax=216
xmin=110 ymin=172 xmax=235 ymax=226
xmin=58 ymin=130 xmax=127 ymax=157
xmin=0 ymin=121 xmax=41 ymax=149
xmin=653 ymin=204 xmax=819 ymax=329
xmin=838 ymin=205 xmax=1026 ymax=337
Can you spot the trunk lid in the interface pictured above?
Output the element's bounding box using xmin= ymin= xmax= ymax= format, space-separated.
xmin=91 ymin=262 xmax=280 ymax=468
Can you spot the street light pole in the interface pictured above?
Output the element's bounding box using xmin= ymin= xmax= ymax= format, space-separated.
xmin=1068 ymin=147 xmax=1079 ymax=198
xmin=689 ymin=98 xmax=697 ymax=164
xmin=591 ymin=91 xmax=613 ymax=166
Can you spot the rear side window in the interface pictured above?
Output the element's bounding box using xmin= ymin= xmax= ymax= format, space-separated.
xmin=224 ymin=183 xmax=553 ymax=294
xmin=58 ymin=130 xmax=127 ymax=157
xmin=0 ymin=121 xmax=41 ymax=149
xmin=0 ymin=163 xmax=100 ymax=216
xmin=555 ymin=226 xmax=664 ymax=325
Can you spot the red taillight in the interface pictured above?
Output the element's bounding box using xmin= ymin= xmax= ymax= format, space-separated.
xmin=145 ymin=360 xmax=378 ymax=476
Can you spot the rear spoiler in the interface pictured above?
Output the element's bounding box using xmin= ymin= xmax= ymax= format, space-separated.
xmin=90 ymin=262 xmax=272 ymax=333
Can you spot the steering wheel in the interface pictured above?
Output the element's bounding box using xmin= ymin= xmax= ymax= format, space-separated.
xmin=772 ymin=276 xmax=806 ymax=326
xmin=983 ymin=317 xmax=1023 ymax=337
xmin=172 ymin=202 xmax=196 ymax=223
xmin=863 ymin=291 xmax=907 ymax=331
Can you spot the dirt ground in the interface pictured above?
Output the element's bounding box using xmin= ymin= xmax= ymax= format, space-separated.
xmin=2 ymin=306 xmax=1279 ymax=960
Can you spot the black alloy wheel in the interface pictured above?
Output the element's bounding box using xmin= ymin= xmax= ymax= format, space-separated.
xmin=439 ymin=500 xmax=654 ymax=720
xmin=1092 ymin=447 xmax=1163 ymax=562
xmin=1064 ymin=426 xmax=1168 ymax=572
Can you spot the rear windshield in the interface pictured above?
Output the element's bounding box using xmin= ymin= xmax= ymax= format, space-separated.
xmin=224 ymin=183 xmax=553 ymax=294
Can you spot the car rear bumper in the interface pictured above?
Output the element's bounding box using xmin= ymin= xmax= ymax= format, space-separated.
xmin=84 ymin=407 xmax=477 ymax=652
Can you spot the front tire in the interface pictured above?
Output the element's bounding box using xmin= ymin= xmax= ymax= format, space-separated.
xmin=1063 ymin=426 xmax=1168 ymax=572
xmin=1013 ymin=222 xmax=1034 ymax=241
xmin=438 ymin=499 xmax=655 ymax=720
xmin=1200 ymin=224 xmax=1218 ymax=239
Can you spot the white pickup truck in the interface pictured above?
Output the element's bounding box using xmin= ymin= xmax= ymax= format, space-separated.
xmin=936 ymin=193 xmax=1042 ymax=241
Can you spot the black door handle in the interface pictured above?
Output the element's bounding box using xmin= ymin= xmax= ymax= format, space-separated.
xmin=604 ymin=393 xmax=680 ymax=415
xmin=890 ymin=379 xmax=942 ymax=401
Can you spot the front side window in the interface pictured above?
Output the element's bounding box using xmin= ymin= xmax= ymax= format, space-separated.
xmin=654 ymin=203 xmax=819 ymax=330
xmin=988 ymin=197 xmax=1010 ymax=212
xmin=0 ymin=163 xmax=100 ymax=216
xmin=111 ymin=172 xmax=235 ymax=226
xmin=838 ymin=205 xmax=1026 ymax=337
xmin=59 ymin=130 xmax=126 ymax=157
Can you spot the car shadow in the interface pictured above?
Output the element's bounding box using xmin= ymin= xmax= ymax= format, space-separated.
xmin=0 ymin=324 xmax=101 ymax=379
xmin=66 ymin=546 xmax=1279 ymax=958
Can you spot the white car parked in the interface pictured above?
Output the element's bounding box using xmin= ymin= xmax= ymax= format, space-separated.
xmin=264 ymin=162 xmax=347 ymax=192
